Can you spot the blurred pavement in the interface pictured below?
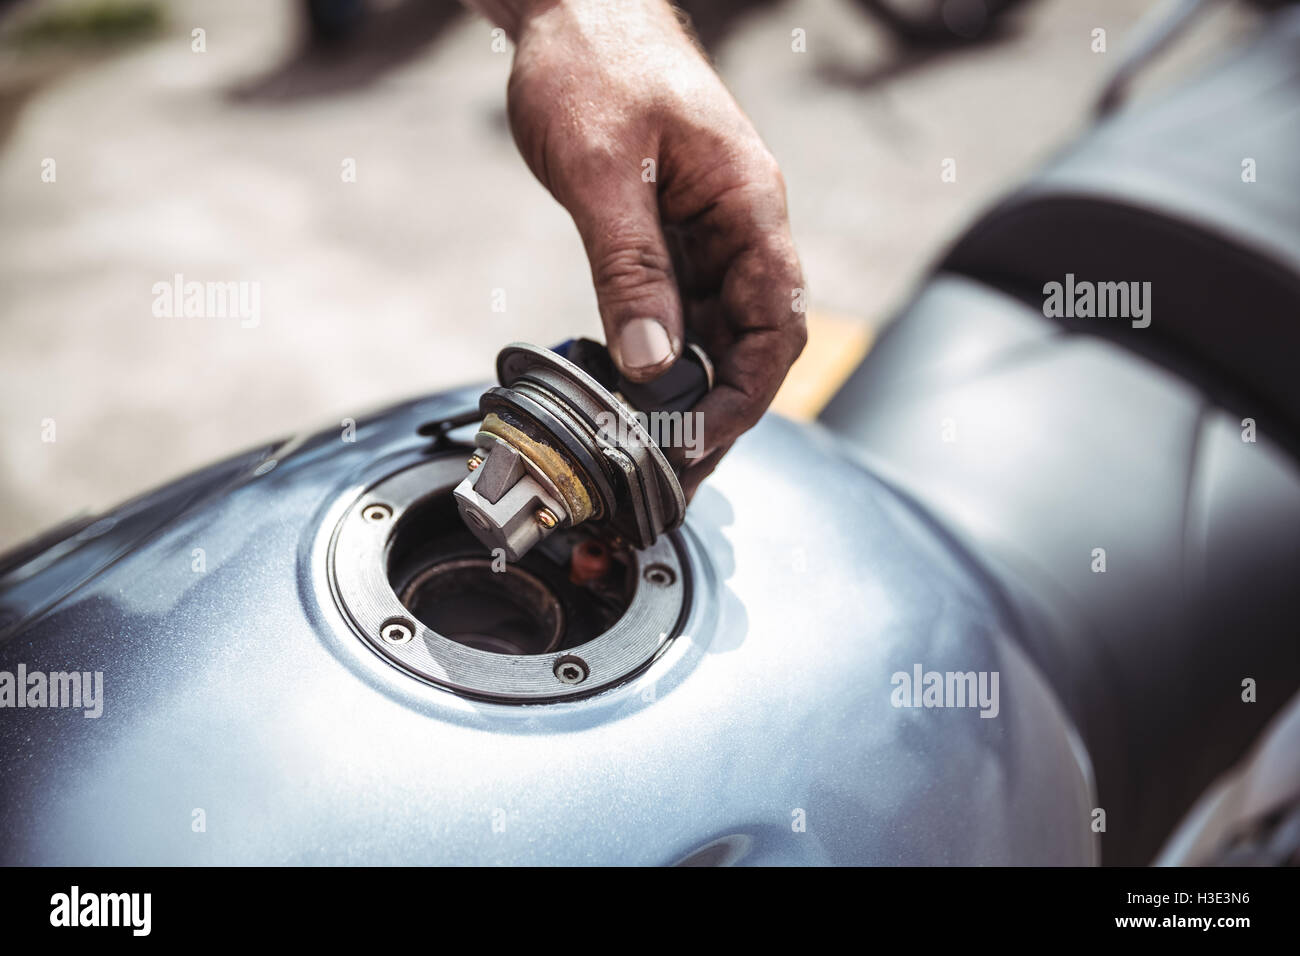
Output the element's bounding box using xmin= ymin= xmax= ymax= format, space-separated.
xmin=0 ymin=0 xmax=1259 ymax=548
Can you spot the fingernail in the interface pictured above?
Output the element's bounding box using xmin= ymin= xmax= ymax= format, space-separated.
xmin=618 ymin=318 xmax=673 ymax=371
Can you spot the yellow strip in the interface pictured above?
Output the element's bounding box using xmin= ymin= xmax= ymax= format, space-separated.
xmin=479 ymin=414 xmax=595 ymax=523
xmin=770 ymin=309 xmax=876 ymax=421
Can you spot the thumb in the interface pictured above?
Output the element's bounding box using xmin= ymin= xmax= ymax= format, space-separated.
xmin=567 ymin=175 xmax=683 ymax=383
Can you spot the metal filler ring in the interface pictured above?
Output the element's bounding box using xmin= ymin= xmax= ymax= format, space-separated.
xmin=328 ymin=456 xmax=688 ymax=702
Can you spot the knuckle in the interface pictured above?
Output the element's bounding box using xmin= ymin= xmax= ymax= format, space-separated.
xmin=591 ymin=232 xmax=674 ymax=300
xmin=568 ymin=137 xmax=623 ymax=179
xmin=739 ymin=144 xmax=785 ymax=196
xmin=757 ymin=149 xmax=785 ymax=189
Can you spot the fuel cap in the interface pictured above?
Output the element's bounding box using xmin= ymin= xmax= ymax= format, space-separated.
xmin=453 ymin=340 xmax=710 ymax=561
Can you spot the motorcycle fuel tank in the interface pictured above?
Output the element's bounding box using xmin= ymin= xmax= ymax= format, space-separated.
xmin=0 ymin=385 xmax=1096 ymax=865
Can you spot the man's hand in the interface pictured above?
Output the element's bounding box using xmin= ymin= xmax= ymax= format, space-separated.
xmin=477 ymin=0 xmax=806 ymax=496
